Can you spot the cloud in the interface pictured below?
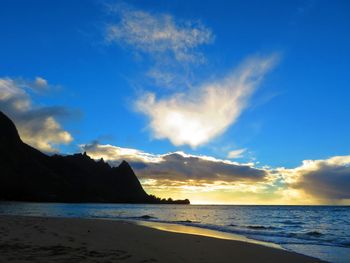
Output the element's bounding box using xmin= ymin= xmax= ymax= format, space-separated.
xmin=106 ymin=3 xmax=213 ymax=63
xmin=82 ymin=141 xmax=161 ymax=164
xmin=81 ymin=142 xmax=267 ymax=183
xmin=82 ymin=141 xmax=350 ymax=204
xmin=135 ymin=55 xmax=278 ymax=148
xmin=0 ymin=77 xmax=73 ymax=152
xmin=288 ymin=156 xmax=350 ymax=201
xmin=227 ymin=148 xmax=246 ymax=159
xmin=34 ymin=77 xmax=48 ymax=88
xmin=139 ymin=152 xmax=266 ymax=182
xmin=146 ymin=69 xmax=180 ymax=89
xmin=104 ymin=5 xmax=280 ymax=148
xmin=81 ymin=142 xmax=350 ymax=204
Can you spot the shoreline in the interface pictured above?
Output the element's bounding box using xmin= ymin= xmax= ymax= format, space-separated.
xmin=0 ymin=215 xmax=324 ymax=262
xmin=133 ymin=219 xmax=282 ymax=249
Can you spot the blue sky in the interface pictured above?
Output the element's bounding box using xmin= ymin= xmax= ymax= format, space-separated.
xmin=1 ymin=0 xmax=350 ymax=204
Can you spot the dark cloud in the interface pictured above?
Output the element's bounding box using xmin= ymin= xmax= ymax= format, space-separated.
xmin=81 ymin=143 xmax=267 ymax=183
xmin=137 ymin=152 xmax=266 ymax=182
xmin=293 ymin=160 xmax=350 ymax=200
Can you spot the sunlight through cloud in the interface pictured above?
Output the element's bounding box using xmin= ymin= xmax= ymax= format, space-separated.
xmin=136 ymin=55 xmax=278 ymax=147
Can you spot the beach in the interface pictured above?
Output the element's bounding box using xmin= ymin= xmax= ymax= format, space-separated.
xmin=0 ymin=215 xmax=323 ymax=263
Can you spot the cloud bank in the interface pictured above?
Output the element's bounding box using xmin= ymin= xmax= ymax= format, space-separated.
xmin=81 ymin=142 xmax=267 ymax=183
xmin=0 ymin=77 xmax=73 ymax=152
xmin=136 ymin=55 xmax=278 ymax=148
xmin=81 ymin=142 xmax=350 ymax=204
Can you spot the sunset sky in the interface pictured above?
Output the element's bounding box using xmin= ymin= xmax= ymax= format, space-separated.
xmin=1 ymin=0 xmax=350 ymax=204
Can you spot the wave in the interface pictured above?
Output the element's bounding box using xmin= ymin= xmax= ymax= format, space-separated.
xmin=279 ymin=220 xmax=304 ymax=226
xmin=116 ymin=215 xmax=338 ymax=247
xmin=175 ymin=220 xmax=200 ymax=223
xmin=305 ymin=231 xmax=323 ymax=237
xmin=63 ymin=213 xmax=344 ymax=249
xmin=132 ymin=215 xmax=157 ymax=220
xmin=128 ymin=218 xmax=346 ymax=249
xmin=340 ymin=241 xmax=350 ymax=248
xmin=246 ymin=225 xmax=278 ymax=230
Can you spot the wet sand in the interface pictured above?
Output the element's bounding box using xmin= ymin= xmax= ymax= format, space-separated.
xmin=0 ymin=215 xmax=324 ymax=263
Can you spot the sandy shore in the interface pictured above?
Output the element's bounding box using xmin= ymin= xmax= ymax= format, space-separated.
xmin=0 ymin=215 xmax=324 ymax=263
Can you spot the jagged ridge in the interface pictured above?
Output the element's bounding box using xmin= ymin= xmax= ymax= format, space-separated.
xmin=0 ymin=111 xmax=190 ymax=204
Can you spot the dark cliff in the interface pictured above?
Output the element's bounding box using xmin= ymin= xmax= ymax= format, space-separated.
xmin=0 ymin=111 xmax=190 ymax=204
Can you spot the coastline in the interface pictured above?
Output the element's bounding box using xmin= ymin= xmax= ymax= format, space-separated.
xmin=0 ymin=215 xmax=324 ymax=262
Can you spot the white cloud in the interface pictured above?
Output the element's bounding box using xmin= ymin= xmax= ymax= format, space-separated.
xmin=106 ymin=4 xmax=213 ymax=63
xmin=146 ymin=69 xmax=179 ymax=89
xmin=135 ymin=55 xmax=278 ymax=148
xmin=81 ymin=141 xmax=161 ymax=164
xmin=0 ymin=77 xmax=73 ymax=152
xmin=227 ymin=148 xmax=246 ymax=159
xmin=34 ymin=76 xmax=48 ymax=88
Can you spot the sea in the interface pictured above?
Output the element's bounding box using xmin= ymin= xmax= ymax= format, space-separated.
xmin=0 ymin=202 xmax=349 ymax=263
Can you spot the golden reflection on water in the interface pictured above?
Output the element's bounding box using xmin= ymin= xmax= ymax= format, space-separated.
xmin=135 ymin=220 xmax=282 ymax=250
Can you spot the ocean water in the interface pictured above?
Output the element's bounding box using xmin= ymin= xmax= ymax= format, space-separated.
xmin=0 ymin=202 xmax=349 ymax=263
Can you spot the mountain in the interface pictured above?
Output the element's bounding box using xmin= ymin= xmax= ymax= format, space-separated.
xmin=0 ymin=111 xmax=189 ymax=204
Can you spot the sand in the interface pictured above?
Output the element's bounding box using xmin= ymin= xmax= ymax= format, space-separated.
xmin=0 ymin=215 xmax=324 ymax=263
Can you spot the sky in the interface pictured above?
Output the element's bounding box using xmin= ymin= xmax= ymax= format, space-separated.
xmin=1 ymin=0 xmax=350 ymax=204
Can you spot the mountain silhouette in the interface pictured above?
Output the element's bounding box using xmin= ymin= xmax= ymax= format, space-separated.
xmin=0 ymin=111 xmax=190 ymax=204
